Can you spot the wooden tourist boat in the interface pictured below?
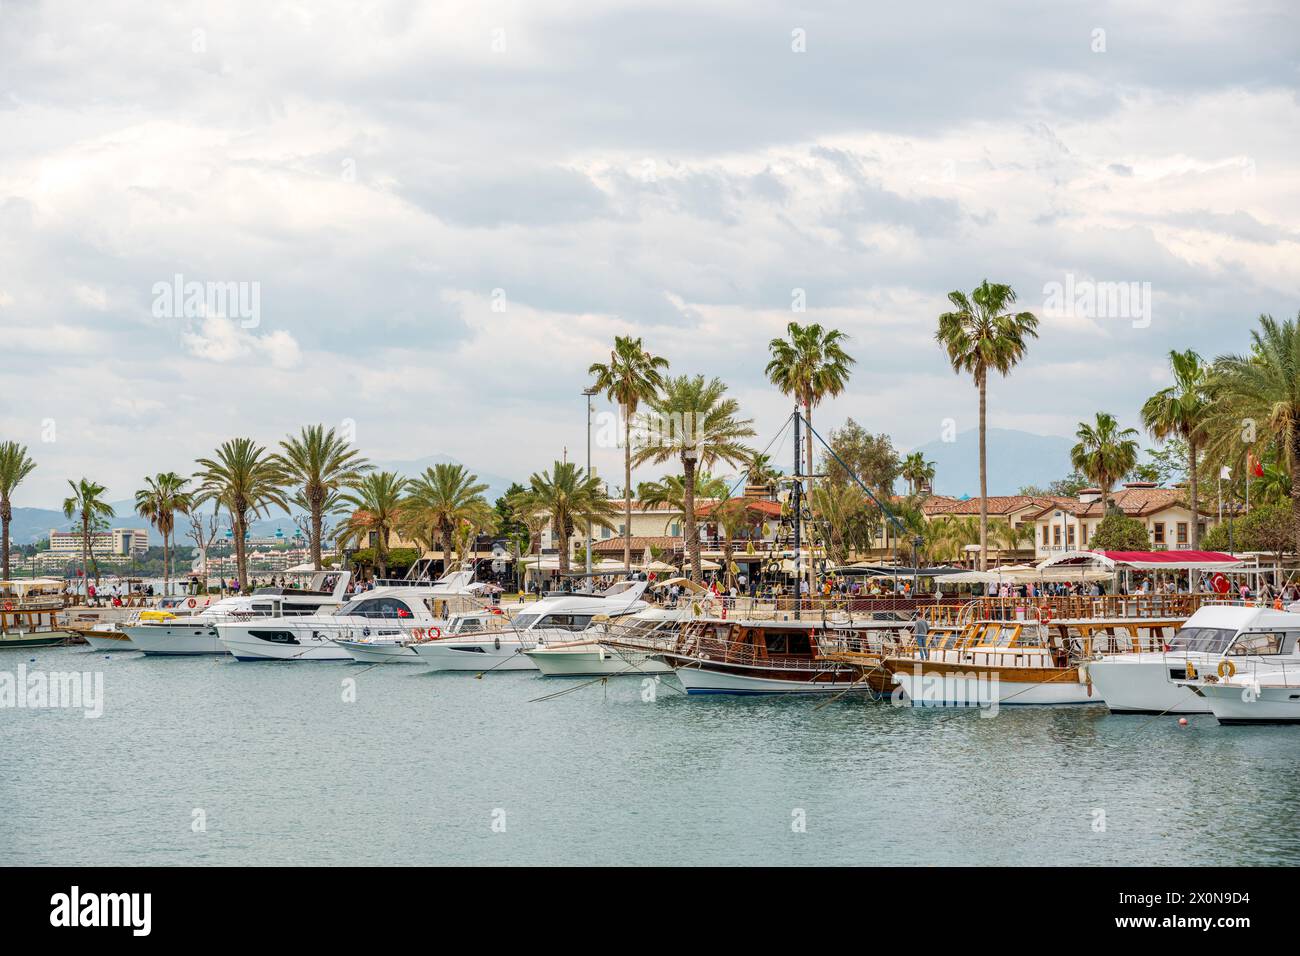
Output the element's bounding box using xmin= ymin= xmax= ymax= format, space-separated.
xmin=0 ymin=578 xmax=73 ymax=648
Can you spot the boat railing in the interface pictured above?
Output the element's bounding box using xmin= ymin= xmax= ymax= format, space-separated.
xmin=965 ymin=593 xmax=1219 ymax=622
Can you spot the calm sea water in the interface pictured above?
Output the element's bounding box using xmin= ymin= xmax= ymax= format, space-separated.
xmin=3 ymin=645 xmax=1300 ymax=866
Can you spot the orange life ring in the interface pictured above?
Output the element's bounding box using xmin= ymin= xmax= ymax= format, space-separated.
xmin=2 ymin=601 xmax=11 ymax=612
xmin=1037 ymin=605 xmax=1053 ymax=624
xmin=187 ymin=598 xmax=197 ymax=608
xmin=412 ymin=628 xmax=425 ymax=641
xmin=490 ymin=607 xmax=504 ymax=615
xmin=1218 ymin=660 xmax=1236 ymax=679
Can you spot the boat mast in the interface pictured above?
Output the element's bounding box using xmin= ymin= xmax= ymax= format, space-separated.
xmin=791 ymin=406 xmax=804 ymax=619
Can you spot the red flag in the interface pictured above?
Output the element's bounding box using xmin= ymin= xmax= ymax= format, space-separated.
xmin=1248 ymin=453 xmax=1264 ymax=478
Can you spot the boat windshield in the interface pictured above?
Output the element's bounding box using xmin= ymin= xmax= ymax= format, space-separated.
xmin=512 ymin=614 xmax=539 ymax=630
xmin=1167 ymin=627 xmax=1236 ymax=654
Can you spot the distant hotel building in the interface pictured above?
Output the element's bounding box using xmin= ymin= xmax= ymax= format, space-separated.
xmin=48 ymin=528 xmax=149 ymax=557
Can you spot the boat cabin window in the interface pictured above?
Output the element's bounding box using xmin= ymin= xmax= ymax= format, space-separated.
xmin=457 ymin=618 xmax=484 ymax=633
xmin=537 ymin=614 xmax=594 ymax=632
xmin=1168 ymin=627 xmax=1237 ymax=654
xmin=345 ymin=597 xmax=414 ymax=618
xmin=512 ymin=614 xmax=539 ymax=630
xmin=1226 ymin=631 xmax=1300 ymax=657
xmin=764 ymin=631 xmax=812 ymax=655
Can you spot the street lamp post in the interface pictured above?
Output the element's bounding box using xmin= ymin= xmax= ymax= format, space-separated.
xmin=583 ymin=386 xmax=599 ymax=593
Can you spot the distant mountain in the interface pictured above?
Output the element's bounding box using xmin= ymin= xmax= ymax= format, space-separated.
xmin=907 ymin=428 xmax=1075 ymax=498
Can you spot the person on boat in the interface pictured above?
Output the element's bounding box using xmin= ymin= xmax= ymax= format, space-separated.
xmin=912 ymin=614 xmax=929 ymax=660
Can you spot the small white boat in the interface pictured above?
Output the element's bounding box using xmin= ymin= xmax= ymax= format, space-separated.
xmin=80 ymin=623 xmax=137 ymax=651
xmin=411 ymin=580 xmax=650 ymax=672
xmin=337 ymin=610 xmax=511 ymax=664
xmin=1089 ymin=604 xmax=1300 ymax=715
xmin=126 ymin=571 xmax=350 ymax=656
xmin=1190 ymin=664 xmax=1300 ymax=724
xmin=524 ymin=606 xmax=691 ymax=676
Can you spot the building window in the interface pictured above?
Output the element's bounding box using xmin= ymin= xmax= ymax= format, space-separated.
xmin=1153 ymin=522 xmax=1165 ymax=546
xmin=1042 ymin=525 xmax=1050 ymax=545
xmin=601 ymin=526 xmax=611 ymax=539
xmin=1053 ymin=526 xmax=1061 ymax=546
xmin=1067 ymin=525 xmax=1075 ymax=546
xmin=1177 ymin=522 xmax=1188 ymax=545
xmin=670 ymin=522 xmax=681 ymax=536
xmin=1081 ymin=523 xmax=1089 ymax=546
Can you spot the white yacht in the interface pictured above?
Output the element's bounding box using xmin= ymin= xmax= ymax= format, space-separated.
xmin=1088 ymin=604 xmax=1300 ymax=714
xmin=524 ymin=605 xmax=691 ymax=676
xmin=411 ymin=579 xmax=650 ymax=672
xmin=217 ymin=568 xmax=480 ymax=662
xmin=336 ymin=609 xmax=511 ymax=664
xmin=124 ymin=571 xmax=350 ymax=656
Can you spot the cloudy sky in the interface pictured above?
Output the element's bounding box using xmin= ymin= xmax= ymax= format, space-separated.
xmin=2 ymin=0 xmax=1297 ymax=507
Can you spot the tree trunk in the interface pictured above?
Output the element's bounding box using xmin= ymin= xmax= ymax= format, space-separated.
xmin=162 ymin=530 xmax=169 ymax=597
xmin=683 ymin=455 xmax=700 ymax=583
xmin=1188 ymin=438 xmax=1200 ymax=550
xmin=311 ymin=496 xmax=324 ymax=571
xmin=557 ymin=519 xmax=570 ymax=576
xmin=377 ymin=523 xmax=389 ymax=579
xmin=1 ymin=501 xmax=10 ymax=582
xmin=82 ymin=516 xmax=91 ymax=593
xmin=978 ymin=377 xmax=988 ymax=571
xmin=623 ymin=409 xmax=633 ymax=573
xmin=805 ymin=399 xmax=815 ymax=595
xmin=234 ymin=513 xmax=248 ymax=591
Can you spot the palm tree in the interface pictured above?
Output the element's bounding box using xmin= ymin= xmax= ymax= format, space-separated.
xmin=1202 ymin=313 xmax=1300 ymax=551
xmin=589 ymin=336 xmax=670 ymax=573
xmin=193 ymin=438 xmax=289 ymax=590
xmin=338 ymin=471 xmax=409 ymax=579
xmin=935 ymin=281 xmax=1039 ymax=570
xmin=901 ymin=452 xmax=936 ymax=496
xmin=0 ymin=442 xmax=36 ymax=582
xmin=634 ymin=376 xmax=756 ymax=582
xmin=62 ymin=478 xmax=115 ymax=591
xmin=1071 ymin=412 xmax=1140 ymax=512
xmin=810 ymin=483 xmax=873 ymax=564
xmin=991 ymin=520 xmax=1034 ymax=560
xmin=1140 ymin=349 xmax=1210 ymax=549
xmin=765 ymin=322 xmax=855 ymax=495
xmin=517 ymin=461 xmax=619 ymax=577
xmin=276 ymin=425 xmax=371 ymax=570
xmin=398 ymin=464 xmax=494 ymax=574
xmin=134 ymin=472 xmax=193 ymax=595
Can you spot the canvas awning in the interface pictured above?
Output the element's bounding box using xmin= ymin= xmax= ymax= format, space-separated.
xmin=1037 ymin=550 xmax=1245 ymax=572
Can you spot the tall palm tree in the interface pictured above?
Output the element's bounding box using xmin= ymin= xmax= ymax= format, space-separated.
xmin=589 ymin=336 xmax=670 ymax=573
xmin=193 ymin=438 xmax=289 ymax=590
xmin=1204 ymin=313 xmax=1300 ymax=551
xmin=517 ymin=461 xmax=619 ymax=577
xmin=745 ymin=451 xmax=782 ymax=496
xmin=62 ymin=478 xmax=115 ymax=591
xmin=0 ymin=442 xmax=37 ymax=582
xmin=1140 ymin=349 xmax=1211 ymax=549
xmin=398 ymin=464 xmax=494 ymax=574
xmin=276 ymin=425 xmax=371 ymax=570
xmin=935 ymin=280 xmax=1039 ymax=569
xmin=901 ymin=451 xmax=936 ymax=496
xmin=134 ymin=472 xmax=193 ymax=595
xmin=765 ymin=322 xmax=855 ymax=495
xmin=1071 ymin=412 xmax=1141 ymax=513
xmin=634 ymin=376 xmax=756 ymax=582
xmin=338 ymin=471 xmax=409 ymax=579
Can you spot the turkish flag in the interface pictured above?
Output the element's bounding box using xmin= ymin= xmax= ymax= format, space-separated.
xmin=1248 ymin=453 xmax=1264 ymax=478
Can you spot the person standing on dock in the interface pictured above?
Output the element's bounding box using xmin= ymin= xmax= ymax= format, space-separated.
xmin=912 ymin=614 xmax=929 ymax=661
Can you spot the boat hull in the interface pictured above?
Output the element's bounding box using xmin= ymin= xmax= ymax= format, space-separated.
xmin=671 ymin=662 xmax=861 ymax=695
xmin=0 ymin=631 xmax=70 ymax=649
xmin=889 ymin=659 xmax=1101 ymax=706
xmin=218 ymin=632 xmax=350 ymax=662
xmin=81 ymin=631 xmax=138 ymax=651
xmin=410 ymin=640 xmax=537 ymax=671
xmin=526 ymin=644 xmax=671 ymax=677
xmin=122 ymin=623 xmax=226 ymax=655
xmin=1087 ymin=656 xmax=1211 ymax=715
xmin=336 ymin=640 xmax=423 ymax=664
xmin=1197 ymin=681 xmax=1300 ymax=724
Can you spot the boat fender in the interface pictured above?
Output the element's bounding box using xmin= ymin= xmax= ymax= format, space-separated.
xmin=1186 ymin=661 xmax=1197 ymax=680
xmin=1218 ymin=659 xmax=1236 ymax=679
xmin=412 ymin=628 xmax=424 ymax=641
xmin=187 ymin=598 xmax=197 ymax=608
xmin=494 ymin=636 xmax=501 ymax=650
